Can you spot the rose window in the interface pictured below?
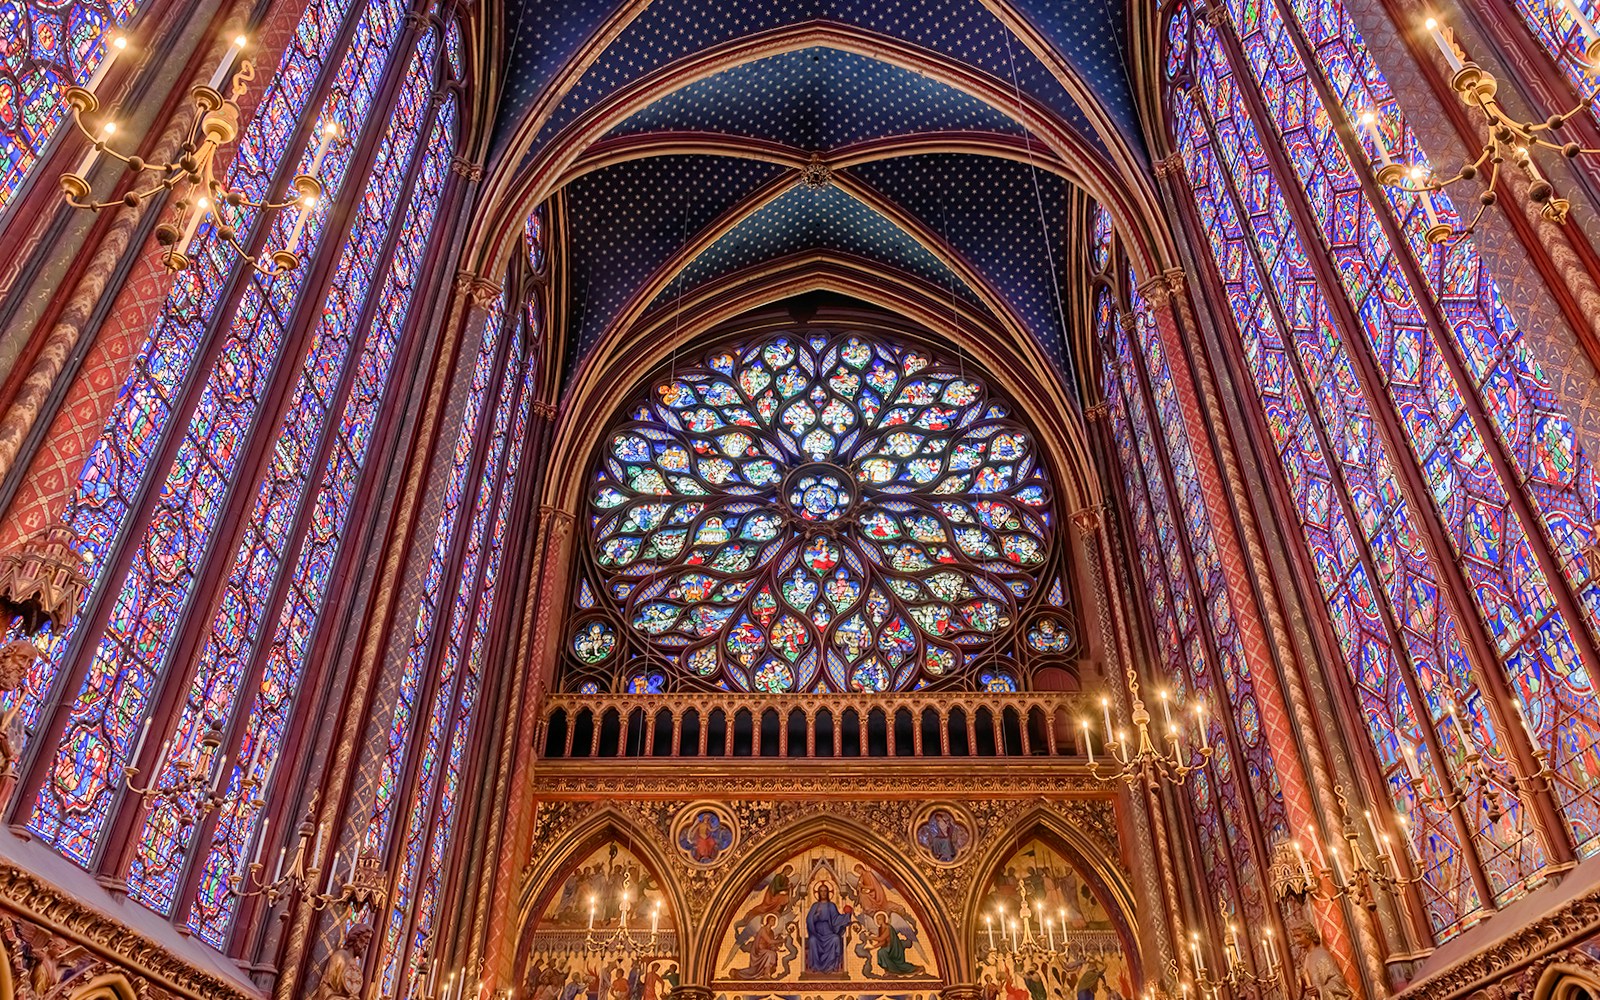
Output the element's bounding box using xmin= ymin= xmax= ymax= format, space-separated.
xmin=582 ymin=331 xmax=1056 ymax=693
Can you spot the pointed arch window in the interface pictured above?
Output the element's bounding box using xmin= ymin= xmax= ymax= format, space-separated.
xmin=8 ymin=0 xmax=468 ymax=950
xmin=368 ymin=271 xmax=540 ymax=1000
xmin=1091 ymin=212 xmax=1281 ymax=934
xmin=0 ymin=0 xmax=145 ymax=217
xmin=557 ymin=330 xmax=1073 ymax=695
xmin=1163 ymin=0 xmax=1600 ymax=938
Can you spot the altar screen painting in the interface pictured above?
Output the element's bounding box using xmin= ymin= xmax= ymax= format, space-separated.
xmin=713 ymin=845 xmax=940 ymax=1000
xmin=976 ymin=839 xmax=1131 ymax=1000
xmin=523 ymin=842 xmax=680 ymax=1000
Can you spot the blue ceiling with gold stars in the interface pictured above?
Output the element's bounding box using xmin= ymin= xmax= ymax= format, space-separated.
xmin=509 ymin=0 xmax=1137 ymax=394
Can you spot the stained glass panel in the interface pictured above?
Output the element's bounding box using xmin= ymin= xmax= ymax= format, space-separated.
xmin=0 ymin=0 xmax=141 ymax=215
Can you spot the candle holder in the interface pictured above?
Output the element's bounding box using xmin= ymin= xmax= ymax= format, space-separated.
xmin=1081 ymin=668 xmax=1211 ymax=788
xmin=983 ymin=878 xmax=1116 ymax=971
xmin=1359 ymin=13 xmax=1600 ymax=245
xmin=1268 ymin=789 xmax=1422 ymax=912
xmin=581 ymin=870 xmax=663 ymax=956
xmin=230 ymin=792 xmax=369 ymax=912
xmin=58 ymin=30 xmax=339 ymax=275
xmin=1186 ymin=896 xmax=1281 ymax=1000
xmin=122 ymin=717 xmax=265 ymax=817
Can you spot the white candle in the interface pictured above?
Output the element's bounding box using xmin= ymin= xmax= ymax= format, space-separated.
xmin=273 ymin=845 xmax=286 ymax=881
xmin=1059 ymin=910 xmax=1068 ymax=947
xmin=1293 ymin=838 xmax=1311 ymax=882
xmin=132 ymin=716 xmax=151 ymax=764
xmin=206 ymin=34 xmax=248 ymax=90
xmin=246 ymin=735 xmax=263 ymax=775
xmin=1425 ymin=17 xmax=1465 ymax=72
xmin=1190 ymin=933 xmax=1206 ymax=976
xmin=986 ymin=915 xmax=995 ymax=951
xmin=1159 ymin=689 xmax=1174 ymax=730
xmin=314 ymin=820 xmax=327 ymax=862
xmin=1360 ymin=111 xmax=1396 ymax=169
xmin=587 ymin=897 xmax=595 ymax=930
xmin=326 ymin=849 xmax=340 ymax=892
xmin=1327 ymin=842 xmax=1346 ymax=886
xmin=210 ymin=752 xmax=228 ymax=795
xmin=1101 ymin=696 xmax=1113 ymax=741
xmin=150 ymin=737 xmax=170 ymax=778
xmin=1420 ymin=190 xmax=1444 ymax=232
xmin=284 ymin=196 xmax=316 ymax=254
xmin=85 ymin=33 xmax=127 ymax=93
xmin=1401 ymin=742 xmax=1422 ymax=781
xmin=1262 ymin=930 xmax=1278 ymax=975
xmin=179 ymin=196 xmax=210 ymax=256
xmin=308 ymin=122 xmax=339 ymax=176
xmin=72 ymin=121 xmax=116 ymax=179
xmin=1081 ymin=720 xmax=1095 ymax=763
xmin=651 ymin=901 xmax=660 ymax=936
xmin=1364 ymin=810 xmax=1382 ymax=850
xmin=1396 ymin=813 xmax=1420 ymax=865
xmin=1195 ymin=703 xmax=1210 ymax=750
xmin=253 ymin=816 xmax=270 ymax=865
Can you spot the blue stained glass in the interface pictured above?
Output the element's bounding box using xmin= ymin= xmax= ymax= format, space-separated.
xmin=30 ymin=0 xmax=414 ymax=865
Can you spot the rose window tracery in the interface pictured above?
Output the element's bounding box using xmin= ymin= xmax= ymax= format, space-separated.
xmin=582 ymin=331 xmax=1056 ymax=693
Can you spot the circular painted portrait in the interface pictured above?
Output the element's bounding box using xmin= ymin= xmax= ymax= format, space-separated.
xmin=673 ymin=802 xmax=738 ymax=866
xmin=911 ymin=803 xmax=974 ymax=867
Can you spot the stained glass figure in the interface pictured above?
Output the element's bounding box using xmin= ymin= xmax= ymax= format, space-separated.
xmin=583 ymin=331 xmax=1055 ymax=693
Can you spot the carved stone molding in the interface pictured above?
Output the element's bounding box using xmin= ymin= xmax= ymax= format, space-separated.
xmin=0 ymin=863 xmax=256 ymax=1000
xmin=1084 ymin=401 xmax=1110 ymax=423
xmin=1135 ymin=274 xmax=1171 ymax=308
xmin=1393 ymin=886 xmax=1600 ymax=1000
xmin=450 ymin=156 xmax=484 ymax=181
xmin=529 ymin=402 xmax=558 ymax=421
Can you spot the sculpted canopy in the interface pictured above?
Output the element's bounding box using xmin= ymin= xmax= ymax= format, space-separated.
xmin=567 ymin=329 xmax=1073 ymax=694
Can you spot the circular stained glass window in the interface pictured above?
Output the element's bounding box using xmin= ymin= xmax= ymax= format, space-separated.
xmin=572 ymin=620 xmax=618 ymax=662
xmin=587 ymin=331 xmax=1055 ymax=692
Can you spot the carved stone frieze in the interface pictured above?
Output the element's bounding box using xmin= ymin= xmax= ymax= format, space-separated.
xmin=1393 ymin=887 xmax=1600 ymax=1000
xmin=0 ymin=864 xmax=254 ymax=1000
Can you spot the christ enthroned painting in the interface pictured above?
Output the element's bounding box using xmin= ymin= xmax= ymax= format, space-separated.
xmin=713 ymin=845 xmax=940 ymax=1000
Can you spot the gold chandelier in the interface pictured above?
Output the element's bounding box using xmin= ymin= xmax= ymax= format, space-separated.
xmin=1082 ymin=668 xmax=1211 ymax=787
xmin=1364 ymin=11 xmax=1600 ymax=242
xmin=59 ymin=29 xmax=339 ymax=275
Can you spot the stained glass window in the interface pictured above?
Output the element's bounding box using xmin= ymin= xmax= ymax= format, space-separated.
xmin=1096 ymin=288 xmax=1260 ymax=927
xmin=573 ymin=330 xmax=1058 ymax=694
xmin=12 ymin=0 xmax=464 ymax=951
xmin=1512 ymin=0 xmax=1600 ymax=110
xmin=375 ymin=284 xmax=537 ymax=1000
xmin=0 ymin=0 xmax=143 ymax=215
xmin=1161 ymin=0 xmax=1600 ymax=933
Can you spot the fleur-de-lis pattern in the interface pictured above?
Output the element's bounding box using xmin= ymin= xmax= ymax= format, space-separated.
xmin=587 ymin=331 xmax=1054 ymax=692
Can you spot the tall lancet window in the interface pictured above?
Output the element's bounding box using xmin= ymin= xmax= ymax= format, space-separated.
xmin=371 ymin=210 xmax=545 ymax=999
xmin=561 ymin=329 xmax=1075 ymax=696
xmin=1165 ymin=0 xmax=1600 ymax=939
xmin=1092 ymin=209 xmax=1280 ymax=932
xmin=10 ymin=0 xmax=467 ymax=948
xmin=0 ymin=0 xmax=144 ymax=216
xmin=1510 ymin=0 xmax=1600 ymax=106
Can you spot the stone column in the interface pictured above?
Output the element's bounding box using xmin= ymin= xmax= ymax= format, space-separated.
xmin=939 ymin=984 xmax=984 ymax=1000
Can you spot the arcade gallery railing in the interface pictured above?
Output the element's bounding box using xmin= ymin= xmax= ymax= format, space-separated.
xmin=535 ymin=691 xmax=1094 ymax=761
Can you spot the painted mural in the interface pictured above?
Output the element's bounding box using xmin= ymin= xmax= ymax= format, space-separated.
xmin=976 ymin=839 xmax=1131 ymax=1000
xmin=523 ymin=841 xmax=680 ymax=1000
xmin=712 ymin=844 xmax=941 ymax=1000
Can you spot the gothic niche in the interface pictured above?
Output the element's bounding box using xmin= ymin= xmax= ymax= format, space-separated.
xmin=975 ymin=837 xmax=1134 ymax=1000
xmin=521 ymin=839 xmax=681 ymax=1000
xmin=712 ymin=843 xmax=942 ymax=1000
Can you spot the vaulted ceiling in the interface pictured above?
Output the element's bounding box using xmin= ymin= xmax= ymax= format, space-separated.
xmin=479 ymin=0 xmax=1160 ymax=397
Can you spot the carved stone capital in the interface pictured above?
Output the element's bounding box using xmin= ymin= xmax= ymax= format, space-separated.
xmin=1117 ymin=309 xmax=1138 ymax=331
xmin=1153 ymin=153 xmax=1185 ymax=178
xmin=1199 ymin=4 xmax=1229 ymax=26
xmin=530 ymin=401 xmax=558 ymax=421
xmin=454 ymin=270 xmax=502 ymax=308
xmin=941 ymin=985 xmax=986 ymax=1000
xmin=1136 ymin=273 xmax=1171 ymax=308
xmin=1162 ymin=267 xmax=1187 ymax=295
xmin=669 ymin=987 xmax=714 ymax=1000
xmin=450 ymin=155 xmax=484 ymax=180
xmin=1084 ymin=401 xmax=1109 ymax=423
xmin=1071 ymin=506 xmax=1103 ymax=534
